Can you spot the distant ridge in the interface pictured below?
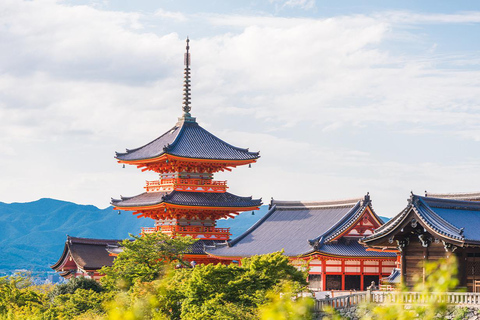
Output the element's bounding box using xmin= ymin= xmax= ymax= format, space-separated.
xmin=0 ymin=198 xmax=268 ymax=271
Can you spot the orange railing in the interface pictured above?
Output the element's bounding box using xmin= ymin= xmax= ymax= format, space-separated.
xmin=145 ymin=178 xmax=228 ymax=193
xmin=142 ymin=225 xmax=230 ymax=240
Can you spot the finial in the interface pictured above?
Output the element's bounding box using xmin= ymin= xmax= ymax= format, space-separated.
xmin=182 ymin=37 xmax=192 ymax=117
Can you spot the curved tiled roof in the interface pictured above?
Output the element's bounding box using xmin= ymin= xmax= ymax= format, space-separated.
xmin=112 ymin=191 xmax=262 ymax=208
xmin=115 ymin=119 xmax=259 ymax=162
xmin=206 ymin=194 xmax=392 ymax=258
xmin=51 ymin=236 xmax=121 ymax=271
xmin=318 ymin=240 xmax=396 ymax=258
xmin=362 ymin=194 xmax=480 ymax=244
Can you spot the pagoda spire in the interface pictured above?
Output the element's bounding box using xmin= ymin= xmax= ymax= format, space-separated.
xmin=182 ymin=37 xmax=192 ymax=118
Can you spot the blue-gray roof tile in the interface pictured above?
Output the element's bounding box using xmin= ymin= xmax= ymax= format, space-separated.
xmin=207 ymin=195 xmax=392 ymax=258
xmin=363 ymin=194 xmax=480 ymax=244
xmin=116 ymin=120 xmax=259 ymax=161
xmin=112 ymin=191 xmax=262 ymax=208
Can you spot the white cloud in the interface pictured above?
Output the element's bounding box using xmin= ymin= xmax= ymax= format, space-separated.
xmin=2 ymin=1 xmax=480 ymax=215
xmin=269 ymin=0 xmax=316 ymax=10
xmin=154 ymin=8 xmax=187 ymax=22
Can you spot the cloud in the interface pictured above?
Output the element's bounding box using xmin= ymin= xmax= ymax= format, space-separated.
xmin=269 ymin=0 xmax=316 ymax=10
xmin=154 ymin=9 xmax=187 ymax=22
xmin=2 ymin=1 xmax=480 ymax=215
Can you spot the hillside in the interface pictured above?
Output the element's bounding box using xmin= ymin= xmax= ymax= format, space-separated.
xmin=0 ymin=198 xmax=268 ymax=271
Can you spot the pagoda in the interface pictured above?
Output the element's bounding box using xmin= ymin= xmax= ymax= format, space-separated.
xmin=111 ymin=39 xmax=262 ymax=264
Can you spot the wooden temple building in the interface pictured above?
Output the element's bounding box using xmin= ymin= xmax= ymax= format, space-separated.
xmin=51 ymin=236 xmax=121 ymax=280
xmin=206 ymin=194 xmax=397 ymax=291
xmin=361 ymin=192 xmax=480 ymax=292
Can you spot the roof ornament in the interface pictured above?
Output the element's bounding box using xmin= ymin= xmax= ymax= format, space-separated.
xmin=180 ymin=37 xmax=195 ymax=122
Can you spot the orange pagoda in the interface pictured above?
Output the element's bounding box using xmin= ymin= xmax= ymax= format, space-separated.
xmin=111 ymin=38 xmax=262 ymax=264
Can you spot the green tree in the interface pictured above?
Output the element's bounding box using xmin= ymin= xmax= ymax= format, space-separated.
xmin=0 ymin=276 xmax=50 ymax=319
xmin=104 ymin=251 xmax=309 ymax=320
xmin=161 ymin=251 xmax=308 ymax=319
xmin=100 ymin=233 xmax=197 ymax=291
xmin=48 ymin=276 xmax=103 ymax=299
xmin=51 ymin=288 xmax=105 ymax=319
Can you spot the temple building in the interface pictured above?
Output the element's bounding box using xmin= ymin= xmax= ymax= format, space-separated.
xmin=51 ymin=236 xmax=121 ymax=280
xmin=207 ymin=194 xmax=397 ymax=291
xmin=110 ymin=38 xmax=262 ymax=264
xmin=361 ymin=193 xmax=480 ymax=291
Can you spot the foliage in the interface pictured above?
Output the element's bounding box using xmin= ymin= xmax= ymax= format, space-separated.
xmin=49 ymin=276 xmax=103 ymax=299
xmin=258 ymin=283 xmax=314 ymax=320
xmin=103 ymin=251 xmax=309 ymax=320
xmin=322 ymin=255 xmax=460 ymax=320
xmin=0 ymin=276 xmax=46 ymax=318
xmin=100 ymin=233 xmax=197 ymax=291
xmin=51 ymin=288 xmax=105 ymax=319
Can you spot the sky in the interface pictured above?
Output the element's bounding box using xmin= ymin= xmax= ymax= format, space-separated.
xmin=1 ymin=0 xmax=480 ymax=217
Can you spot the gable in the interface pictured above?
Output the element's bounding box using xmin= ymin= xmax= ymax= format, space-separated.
xmin=331 ymin=206 xmax=383 ymax=241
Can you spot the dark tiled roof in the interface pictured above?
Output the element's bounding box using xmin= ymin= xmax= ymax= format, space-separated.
xmin=189 ymin=240 xmax=227 ymax=254
xmin=112 ymin=191 xmax=262 ymax=208
xmin=318 ymin=239 xmax=395 ymax=257
xmin=115 ymin=119 xmax=259 ymax=161
xmin=363 ymin=194 xmax=480 ymax=244
xmin=207 ymin=195 xmax=391 ymax=258
xmin=51 ymin=236 xmax=121 ymax=271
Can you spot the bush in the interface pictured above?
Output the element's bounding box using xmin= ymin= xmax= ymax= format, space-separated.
xmin=49 ymin=277 xmax=103 ymax=299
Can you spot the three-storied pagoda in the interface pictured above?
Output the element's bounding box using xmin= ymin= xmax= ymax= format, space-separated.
xmin=111 ymin=39 xmax=262 ymax=264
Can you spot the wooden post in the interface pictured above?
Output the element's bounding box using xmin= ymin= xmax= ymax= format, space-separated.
xmin=322 ymin=259 xmax=327 ymax=291
xmin=360 ymin=260 xmax=364 ymax=290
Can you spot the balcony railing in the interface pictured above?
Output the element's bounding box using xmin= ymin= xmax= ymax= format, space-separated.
xmin=145 ymin=179 xmax=228 ymax=193
xmin=315 ymin=291 xmax=480 ymax=313
xmin=141 ymin=225 xmax=231 ymax=240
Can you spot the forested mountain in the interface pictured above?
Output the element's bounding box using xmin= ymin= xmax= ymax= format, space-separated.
xmin=0 ymin=198 xmax=268 ymax=271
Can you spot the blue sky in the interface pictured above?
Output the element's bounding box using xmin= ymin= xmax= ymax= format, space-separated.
xmin=1 ymin=0 xmax=480 ymax=216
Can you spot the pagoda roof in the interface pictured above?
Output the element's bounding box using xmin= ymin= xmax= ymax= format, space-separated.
xmin=362 ymin=194 xmax=480 ymax=246
xmin=115 ymin=119 xmax=259 ymax=162
xmin=112 ymin=190 xmax=262 ymax=209
xmin=51 ymin=236 xmax=121 ymax=272
xmin=206 ymin=194 xmax=395 ymax=258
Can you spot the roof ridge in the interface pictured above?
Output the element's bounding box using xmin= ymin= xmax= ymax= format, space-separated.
xmin=67 ymin=236 xmax=122 ymax=245
xmin=308 ymin=200 xmax=362 ymax=248
xmin=273 ymin=198 xmax=363 ymax=209
xmin=425 ymin=191 xmax=480 ymax=200
xmin=181 ymin=123 xmax=260 ymax=156
xmin=415 ymin=196 xmax=464 ymax=240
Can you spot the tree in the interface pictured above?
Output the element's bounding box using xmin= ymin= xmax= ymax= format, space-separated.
xmin=100 ymin=232 xmax=197 ymax=291
xmin=48 ymin=276 xmax=103 ymax=299
xmin=159 ymin=251 xmax=309 ymax=319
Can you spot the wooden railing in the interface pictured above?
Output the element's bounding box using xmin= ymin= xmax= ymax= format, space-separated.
xmin=142 ymin=225 xmax=231 ymax=240
xmin=315 ymin=291 xmax=480 ymax=313
xmin=145 ymin=179 xmax=228 ymax=193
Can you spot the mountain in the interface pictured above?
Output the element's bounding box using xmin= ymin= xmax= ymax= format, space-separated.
xmin=0 ymin=198 xmax=268 ymax=271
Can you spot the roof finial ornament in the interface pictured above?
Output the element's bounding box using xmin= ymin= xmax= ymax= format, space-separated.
xmin=182 ymin=37 xmax=192 ymax=118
